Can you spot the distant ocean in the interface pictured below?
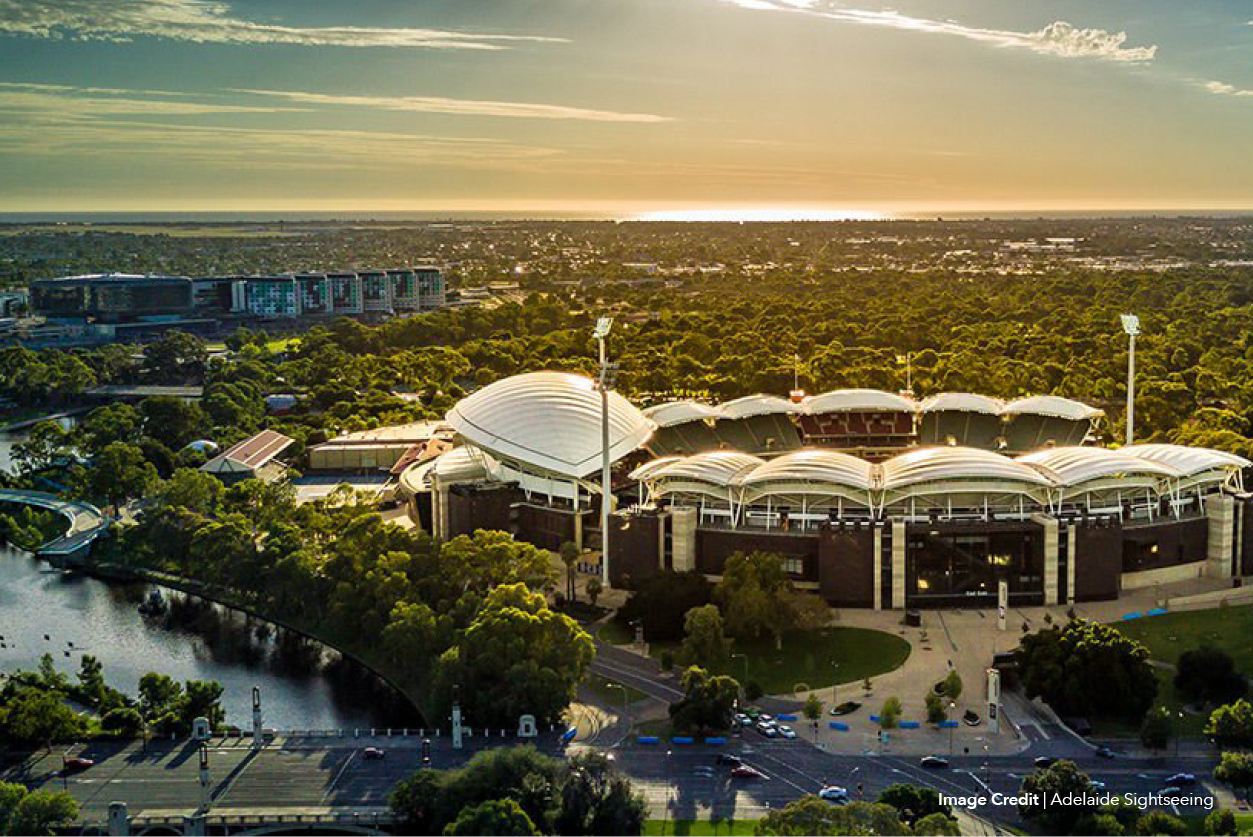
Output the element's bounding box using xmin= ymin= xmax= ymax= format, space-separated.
xmin=0 ymin=209 xmax=1251 ymax=224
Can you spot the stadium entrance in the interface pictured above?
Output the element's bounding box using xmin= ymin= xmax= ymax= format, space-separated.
xmin=905 ymin=527 xmax=1044 ymax=608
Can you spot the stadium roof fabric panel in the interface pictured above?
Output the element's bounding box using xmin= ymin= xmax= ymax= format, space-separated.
xmin=718 ymin=394 xmax=797 ymax=419
xmin=433 ymin=445 xmax=496 ymax=482
xmin=628 ymin=455 xmax=685 ymax=482
xmin=446 ymin=372 xmax=655 ymax=479
xmin=651 ymin=451 xmax=765 ymax=486
xmin=1122 ymin=443 xmax=1252 ymax=477
xmin=918 ymin=393 xmax=1004 ymax=415
xmin=739 ymin=449 xmax=878 ymax=491
xmin=1017 ymin=446 xmax=1178 ymax=486
xmin=881 ymin=446 xmax=1054 ymax=490
xmin=1001 ymin=395 xmax=1103 ymax=421
xmin=802 ymin=389 xmax=916 ymax=414
xmin=643 ymin=401 xmax=721 ymax=427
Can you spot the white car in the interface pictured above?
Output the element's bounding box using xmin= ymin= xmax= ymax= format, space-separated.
xmin=819 ymin=786 xmax=850 ymax=803
xmin=734 ymin=713 xmax=752 ymax=726
xmin=778 ymin=725 xmax=797 ymax=739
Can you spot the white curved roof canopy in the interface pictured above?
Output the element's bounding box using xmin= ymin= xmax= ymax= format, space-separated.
xmin=803 ymin=389 xmax=915 ymax=414
xmin=628 ymin=455 xmax=685 ymax=482
xmin=649 ymin=451 xmax=765 ymax=487
xmin=739 ymin=449 xmax=878 ymax=492
xmin=718 ymin=394 xmax=797 ymax=420
xmin=1124 ymin=443 xmax=1251 ymax=477
xmin=446 ymin=372 xmax=655 ymax=479
xmin=433 ymin=444 xmax=496 ymax=483
xmin=1017 ymin=446 xmax=1178 ymax=487
xmin=882 ymin=446 xmax=1054 ymax=491
xmin=1002 ymin=395 xmax=1104 ymax=421
xmin=643 ymin=400 xmax=721 ymax=427
xmin=918 ymin=393 xmax=1004 ymax=415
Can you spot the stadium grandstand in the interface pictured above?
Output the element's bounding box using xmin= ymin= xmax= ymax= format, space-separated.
xmin=400 ymin=372 xmax=1253 ymax=610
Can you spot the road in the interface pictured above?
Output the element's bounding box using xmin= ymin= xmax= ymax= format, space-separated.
xmin=3 ymin=730 xmax=1222 ymax=829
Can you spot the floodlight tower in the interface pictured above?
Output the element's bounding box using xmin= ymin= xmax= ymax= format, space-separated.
xmin=593 ymin=317 xmax=616 ymax=588
xmin=1120 ymin=314 xmax=1140 ymax=445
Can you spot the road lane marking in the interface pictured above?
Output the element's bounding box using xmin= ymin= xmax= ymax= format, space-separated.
xmin=321 ymin=750 xmax=357 ymax=803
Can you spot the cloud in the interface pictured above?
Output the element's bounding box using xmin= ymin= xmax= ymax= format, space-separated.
xmin=232 ymin=88 xmax=673 ymax=123
xmin=1202 ymin=79 xmax=1253 ymax=98
xmin=0 ymin=0 xmax=564 ymax=50
xmin=707 ymin=1 xmax=1157 ymax=63
xmin=0 ymin=82 xmax=307 ymax=115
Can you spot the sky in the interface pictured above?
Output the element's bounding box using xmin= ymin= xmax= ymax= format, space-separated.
xmin=1 ymin=0 xmax=1252 ymax=214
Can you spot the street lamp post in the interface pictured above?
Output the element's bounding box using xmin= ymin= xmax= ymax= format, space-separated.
xmin=1121 ymin=314 xmax=1140 ymax=445
xmin=593 ymin=317 xmax=615 ymax=588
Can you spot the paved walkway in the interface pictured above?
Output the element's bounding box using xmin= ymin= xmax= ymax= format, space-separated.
xmin=0 ymin=488 xmax=108 ymax=555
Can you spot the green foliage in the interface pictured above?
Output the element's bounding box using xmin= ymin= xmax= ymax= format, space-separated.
xmin=941 ymin=670 xmax=962 ymax=702
xmin=1016 ymin=618 xmax=1157 ymax=721
xmin=679 ymin=604 xmax=732 ymax=668
xmin=912 ymin=812 xmax=960 ymax=836
xmin=802 ymin=694 xmax=823 ymax=723
xmin=143 ymin=331 xmax=207 ymax=383
xmin=0 ymin=687 xmax=85 ymax=748
xmin=444 ymin=798 xmax=538 ymax=836
xmin=1018 ymin=760 xmax=1094 ymax=834
xmin=139 ymin=395 xmax=206 ymax=451
xmin=876 ymin=783 xmax=950 ymax=826
xmin=1174 ymin=646 xmax=1248 ymax=706
xmin=714 ymin=552 xmax=829 ymax=646
xmin=755 ymin=797 xmax=907 ymax=836
xmin=101 ymin=707 xmax=144 ymax=737
xmin=1206 ymin=698 xmax=1253 ymax=748
xmin=924 ymin=692 xmax=946 ymax=724
xmin=616 ymin=570 xmax=713 ymax=642
xmin=879 ymin=696 xmax=902 ymax=729
xmin=1204 ymin=809 xmax=1238 ymax=836
xmin=1214 ymin=752 xmax=1253 ymax=800
xmin=1139 ymin=706 xmax=1173 ymax=752
xmin=669 ymin=666 xmax=740 ymax=733
xmin=159 ymin=468 xmax=223 ymax=514
xmin=1134 ymin=812 xmax=1186 ymax=836
xmin=85 ymin=441 xmax=158 ymax=508
xmin=0 ymin=785 xmax=78 ymax=836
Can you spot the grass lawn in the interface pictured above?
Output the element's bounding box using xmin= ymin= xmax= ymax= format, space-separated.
xmin=582 ymin=674 xmax=649 ymax=706
xmin=651 ymin=626 xmax=910 ymax=696
xmin=644 ymin=818 xmax=758 ymax=835
xmin=597 ymin=619 xmax=635 ymax=646
xmin=1104 ymin=604 xmax=1253 ymax=737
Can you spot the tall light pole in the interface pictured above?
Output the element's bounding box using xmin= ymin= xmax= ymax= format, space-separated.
xmin=1120 ymin=314 xmax=1140 ymax=445
xmin=594 ymin=317 xmax=615 ymax=588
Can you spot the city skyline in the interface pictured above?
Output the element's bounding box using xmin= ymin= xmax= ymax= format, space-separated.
xmin=1 ymin=0 xmax=1252 ymax=212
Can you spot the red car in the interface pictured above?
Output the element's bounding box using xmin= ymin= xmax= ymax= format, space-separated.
xmin=63 ymin=757 xmax=94 ymax=771
xmin=730 ymin=765 xmax=766 ymax=779
xmin=362 ymin=747 xmax=386 ymax=760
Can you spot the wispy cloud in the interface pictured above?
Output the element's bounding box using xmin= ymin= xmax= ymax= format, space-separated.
xmin=707 ymin=1 xmax=1157 ymax=63
xmin=1202 ymin=79 xmax=1253 ymax=98
xmin=233 ymin=88 xmax=673 ymax=124
xmin=0 ymin=81 xmax=307 ymax=115
xmin=0 ymin=0 xmax=564 ymax=50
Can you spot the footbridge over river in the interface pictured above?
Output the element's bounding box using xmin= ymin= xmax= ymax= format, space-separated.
xmin=0 ymin=489 xmax=109 ymax=557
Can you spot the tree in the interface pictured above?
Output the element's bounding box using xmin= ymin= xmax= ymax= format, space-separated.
xmin=182 ymin=680 xmax=225 ymax=731
xmin=555 ymin=751 xmax=646 ymax=836
xmin=159 ymin=468 xmax=223 ymax=514
xmin=0 ymin=689 xmax=84 ymax=749
xmin=102 ymin=707 xmax=144 ymax=737
xmin=879 ymin=696 xmax=902 ymax=729
xmin=1134 ymin=812 xmax=1187 ymax=836
xmin=444 ymin=798 xmax=538 ymax=836
xmin=877 ymin=783 xmax=950 ymax=826
xmin=679 ymin=605 xmax=732 ymax=668
xmin=76 ymin=404 xmax=141 ymax=455
xmin=144 ymin=331 xmax=207 ymax=382
xmin=87 ymin=442 xmax=158 ymax=509
xmin=139 ymin=395 xmax=206 ymax=451
xmin=76 ymin=654 xmax=106 ymax=709
xmin=434 ymin=584 xmax=594 ymax=727
xmin=714 ymin=552 xmax=829 ymax=650
xmin=1207 ymin=698 xmax=1253 ymax=748
xmin=941 ymin=670 xmax=963 ymax=703
xmin=755 ymin=797 xmax=907 ymax=836
xmin=585 ymin=576 xmax=603 ymax=609
xmin=11 ymin=420 xmax=71 ymax=474
xmin=0 ymin=782 xmax=28 ymax=835
xmin=913 ymin=811 xmax=960 ymax=835
xmin=616 ymin=570 xmax=713 ymax=642
xmin=558 ymin=541 xmax=580 ymax=602
xmin=1139 ymin=706 xmax=1173 ymax=753
xmin=925 ymin=693 xmax=947 ymax=724
xmin=390 ymin=770 xmax=449 ymax=834
xmin=1204 ymin=809 xmax=1238 ymax=836
xmin=1174 ymin=647 xmax=1247 ymax=706
xmin=1018 ymin=760 xmax=1094 ymax=834
xmin=1016 ymin=618 xmax=1156 ymax=721
xmin=803 ymin=694 xmax=823 ymax=728
xmin=138 ymin=672 xmax=183 ymax=719
xmin=4 ymin=788 xmax=78 ymax=836
xmin=1214 ymin=752 xmax=1253 ymax=802
xmin=669 ymin=666 xmax=740 ymax=733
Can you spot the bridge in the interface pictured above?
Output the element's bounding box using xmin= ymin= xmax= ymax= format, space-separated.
xmin=0 ymin=489 xmax=109 ymax=556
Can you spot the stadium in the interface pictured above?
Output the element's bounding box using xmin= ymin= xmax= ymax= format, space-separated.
xmin=401 ymin=372 xmax=1253 ymax=610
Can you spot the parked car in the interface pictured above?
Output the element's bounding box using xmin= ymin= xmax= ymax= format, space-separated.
xmin=758 ymin=713 xmax=774 ymax=723
xmin=818 ymin=786 xmax=849 ymax=803
xmin=778 ymin=725 xmax=797 ymax=739
xmin=716 ymin=754 xmax=743 ymax=766
xmin=63 ymin=757 xmax=94 ymax=771
xmin=362 ymin=747 xmax=386 ymax=760
xmin=734 ymin=713 xmax=752 ymax=727
xmin=1094 ymin=746 xmax=1116 ymax=759
xmin=1164 ymin=773 xmax=1196 ymax=786
xmin=756 ymin=723 xmax=779 ymax=738
xmin=731 ymin=765 xmax=766 ymax=779
xmin=1034 ymin=756 xmax=1058 ymax=768
xmin=1089 ymin=780 xmax=1107 ymax=792
xmin=920 ymin=756 xmax=950 ymax=769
